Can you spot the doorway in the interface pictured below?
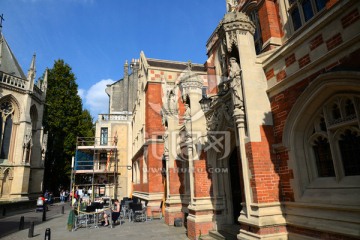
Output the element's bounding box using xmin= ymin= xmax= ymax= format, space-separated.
xmin=229 ymin=149 xmax=242 ymax=224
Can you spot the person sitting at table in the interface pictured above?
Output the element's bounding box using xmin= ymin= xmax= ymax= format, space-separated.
xmin=103 ymin=199 xmax=120 ymax=226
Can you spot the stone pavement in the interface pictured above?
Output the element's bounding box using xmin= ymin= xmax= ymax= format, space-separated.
xmin=1 ymin=206 xmax=188 ymax=240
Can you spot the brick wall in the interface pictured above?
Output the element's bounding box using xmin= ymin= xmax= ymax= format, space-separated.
xmin=193 ymin=151 xmax=212 ymax=198
xmin=165 ymin=208 xmax=183 ymax=226
xmin=341 ymin=8 xmax=360 ymax=28
xmin=241 ymin=224 xmax=287 ymax=236
xmin=187 ymin=220 xmax=213 ymax=240
xmin=205 ymin=53 xmax=218 ymax=95
xmin=148 ymin=143 xmax=165 ymax=193
xmin=326 ymin=33 xmax=343 ymax=51
xmin=258 ymin=0 xmax=283 ymax=45
xmin=247 ymin=125 xmax=280 ymax=203
xmin=169 ymin=160 xmax=185 ymax=194
xmin=145 ymin=82 xmax=164 ymax=138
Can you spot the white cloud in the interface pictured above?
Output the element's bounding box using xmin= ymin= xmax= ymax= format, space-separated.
xmin=78 ymin=88 xmax=85 ymax=99
xmin=82 ymin=79 xmax=115 ymax=120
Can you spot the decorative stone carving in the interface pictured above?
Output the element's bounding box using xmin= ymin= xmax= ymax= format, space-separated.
xmin=23 ymin=126 xmax=32 ymax=147
xmin=228 ymin=57 xmax=244 ymax=109
xmin=222 ymin=12 xmax=256 ymax=52
xmin=205 ymin=95 xmax=234 ymax=132
xmin=41 ymin=133 xmax=48 ymax=161
xmin=168 ymin=89 xmax=178 ymax=115
xmin=226 ymin=0 xmax=238 ymax=12
xmin=179 ymin=61 xmax=203 ymax=102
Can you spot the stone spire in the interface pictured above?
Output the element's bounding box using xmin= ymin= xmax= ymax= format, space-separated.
xmin=27 ymin=53 xmax=36 ymax=91
xmin=41 ymin=68 xmax=48 ymax=95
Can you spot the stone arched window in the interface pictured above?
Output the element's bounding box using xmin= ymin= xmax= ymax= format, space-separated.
xmin=307 ymin=96 xmax=360 ymax=180
xmin=0 ymin=101 xmax=15 ymax=160
xmin=283 ymin=72 xmax=360 ymax=205
xmin=1 ymin=168 xmax=13 ymax=197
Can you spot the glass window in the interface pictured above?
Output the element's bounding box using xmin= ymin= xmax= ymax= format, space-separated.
xmin=250 ymin=10 xmax=264 ymax=54
xmin=332 ymin=104 xmax=341 ymax=120
xmin=302 ymin=0 xmax=314 ymax=22
xmin=0 ymin=101 xmax=14 ymax=160
xmin=315 ymin=0 xmax=326 ymax=11
xmin=312 ymin=136 xmax=335 ymax=177
xmin=339 ymin=130 xmax=360 ymax=176
xmin=100 ymin=128 xmax=108 ymax=145
xmin=307 ymin=95 xmax=360 ymax=181
xmin=288 ymin=0 xmax=326 ymax=32
xmin=291 ymin=7 xmax=302 ymax=31
xmin=345 ymin=99 xmax=355 ymax=117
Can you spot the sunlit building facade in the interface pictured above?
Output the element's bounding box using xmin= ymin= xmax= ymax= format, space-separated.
xmin=0 ymin=33 xmax=47 ymax=201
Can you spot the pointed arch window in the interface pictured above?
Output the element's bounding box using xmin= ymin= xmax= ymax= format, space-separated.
xmin=307 ymin=95 xmax=360 ymax=180
xmin=0 ymin=101 xmax=14 ymax=159
xmin=339 ymin=129 xmax=360 ymax=176
xmin=312 ymin=136 xmax=335 ymax=177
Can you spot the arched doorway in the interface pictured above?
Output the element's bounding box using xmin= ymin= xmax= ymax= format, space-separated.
xmin=229 ymin=149 xmax=242 ymax=224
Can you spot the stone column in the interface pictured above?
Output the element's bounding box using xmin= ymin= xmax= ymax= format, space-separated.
xmin=165 ymin=115 xmax=184 ymax=226
xmin=179 ymin=63 xmax=214 ymax=240
xmin=223 ymin=11 xmax=287 ymax=239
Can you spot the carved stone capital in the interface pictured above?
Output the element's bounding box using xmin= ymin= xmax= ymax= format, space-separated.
xmin=221 ymin=12 xmax=256 ymax=52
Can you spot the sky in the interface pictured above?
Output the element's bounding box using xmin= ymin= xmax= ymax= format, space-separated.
xmin=1 ymin=0 xmax=226 ymax=120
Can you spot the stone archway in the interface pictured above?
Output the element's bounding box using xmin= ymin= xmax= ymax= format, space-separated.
xmin=1 ymin=168 xmax=12 ymax=198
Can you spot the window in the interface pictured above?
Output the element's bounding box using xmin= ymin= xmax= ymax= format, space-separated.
xmin=249 ymin=10 xmax=263 ymax=54
xmin=282 ymin=74 xmax=360 ymax=204
xmin=0 ymin=101 xmax=14 ymax=159
xmin=308 ymin=96 xmax=360 ymax=179
xmin=100 ymin=127 xmax=108 ymax=145
xmin=288 ymin=0 xmax=327 ymax=32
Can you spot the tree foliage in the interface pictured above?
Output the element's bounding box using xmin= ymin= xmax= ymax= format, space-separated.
xmin=43 ymin=59 xmax=94 ymax=193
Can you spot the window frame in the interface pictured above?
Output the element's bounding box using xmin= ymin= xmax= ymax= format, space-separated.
xmin=100 ymin=127 xmax=108 ymax=145
xmin=282 ymin=72 xmax=360 ymax=204
xmin=287 ymin=0 xmax=327 ymax=32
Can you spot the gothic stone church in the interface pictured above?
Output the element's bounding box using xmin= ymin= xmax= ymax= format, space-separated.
xmin=0 ymin=33 xmax=47 ymax=201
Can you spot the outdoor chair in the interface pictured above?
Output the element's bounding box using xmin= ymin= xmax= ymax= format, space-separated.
xmin=133 ymin=204 xmax=146 ymax=222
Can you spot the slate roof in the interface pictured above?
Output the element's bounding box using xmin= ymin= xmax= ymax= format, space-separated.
xmin=0 ymin=33 xmax=26 ymax=79
xmin=147 ymin=58 xmax=206 ymax=72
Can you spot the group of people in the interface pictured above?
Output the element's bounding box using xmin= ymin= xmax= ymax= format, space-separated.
xmin=60 ymin=189 xmax=70 ymax=202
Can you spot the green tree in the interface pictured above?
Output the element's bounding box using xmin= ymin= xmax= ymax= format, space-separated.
xmin=43 ymin=59 xmax=94 ymax=193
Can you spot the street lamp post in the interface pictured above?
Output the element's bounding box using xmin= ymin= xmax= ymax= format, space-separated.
xmin=69 ymin=156 xmax=74 ymax=206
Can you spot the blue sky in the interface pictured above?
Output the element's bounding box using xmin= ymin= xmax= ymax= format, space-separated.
xmin=1 ymin=0 xmax=225 ymax=119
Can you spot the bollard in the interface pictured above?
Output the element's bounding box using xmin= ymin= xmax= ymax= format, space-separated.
xmin=44 ymin=228 xmax=51 ymax=240
xmin=19 ymin=216 xmax=25 ymax=230
xmin=28 ymin=221 xmax=34 ymax=238
xmin=42 ymin=207 xmax=46 ymax=222
xmin=61 ymin=205 xmax=64 ymax=214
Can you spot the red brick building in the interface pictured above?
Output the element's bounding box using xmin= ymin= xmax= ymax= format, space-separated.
xmin=160 ymin=0 xmax=360 ymax=239
xmin=125 ymin=0 xmax=360 ymax=239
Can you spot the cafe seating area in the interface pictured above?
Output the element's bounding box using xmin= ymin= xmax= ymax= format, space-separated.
xmin=71 ymin=196 xmax=158 ymax=231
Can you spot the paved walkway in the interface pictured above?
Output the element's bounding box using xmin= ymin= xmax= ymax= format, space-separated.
xmin=1 ymin=205 xmax=188 ymax=240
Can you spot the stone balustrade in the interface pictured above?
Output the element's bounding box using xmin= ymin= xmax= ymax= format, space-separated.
xmin=98 ymin=113 xmax=130 ymax=121
xmin=0 ymin=71 xmax=26 ymax=89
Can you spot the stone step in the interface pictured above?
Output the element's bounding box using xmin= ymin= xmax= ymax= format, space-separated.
xmin=199 ymin=235 xmax=217 ymax=240
xmin=200 ymin=225 xmax=240 ymax=240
